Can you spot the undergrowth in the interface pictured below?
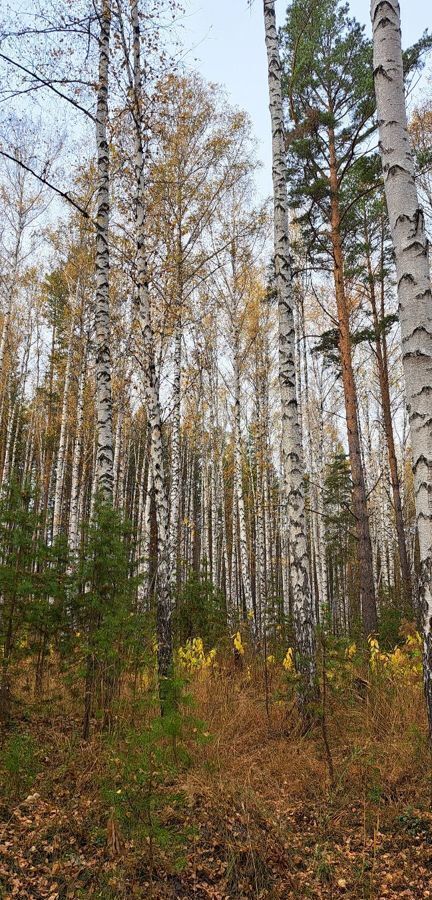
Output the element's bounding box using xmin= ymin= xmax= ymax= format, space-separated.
xmin=0 ymin=630 xmax=431 ymax=898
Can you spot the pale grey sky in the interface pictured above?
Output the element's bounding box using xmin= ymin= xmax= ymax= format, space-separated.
xmin=183 ymin=0 xmax=431 ymax=197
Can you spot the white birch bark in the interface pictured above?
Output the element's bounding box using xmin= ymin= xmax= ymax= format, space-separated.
xmin=169 ymin=326 xmax=181 ymax=590
xmin=233 ymin=346 xmax=255 ymax=626
xmin=137 ymin=462 xmax=153 ymax=611
xmin=94 ymin=0 xmax=114 ymax=502
xmin=230 ymin=469 xmax=240 ymax=620
xmin=23 ymin=418 xmax=35 ymax=486
xmin=182 ymin=448 xmax=193 ymax=577
xmin=113 ymin=403 xmax=124 ymax=507
xmin=263 ymin=0 xmax=316 ymax=686
xmin=201 ymin=455 xmax=210 ymax=576
xmin=210 ymin=461 xmax=218 ymax=585
xmin=279 ymin=449 xmax=291 ymax=618
xmin=371 ymin=0 xmax=432 ymax=732
xmin=130 ymin=0 xmax=172 ymax=681
xmin=255 ymin=354 xmax=268 ymax=640
xmin=136 ymin=438 xmax=147 ymax=540
xmin=52 ymin=322 xmax=74 ymax=539
xmin=316 ymin=401 xmax=328 ymax=617
xmin=1 ymin=396 xmax=17 ymax=493
xmin=263 ymin=455 xmax=273 ymax=600
xmin=69 ymin=345 xmax=87 ymax=555
xmin=0 ymin=200 xmax=25 ymax=384
xmin=89 ymin=436 xmax=98 ymax=523
xmin=219 ymin=456 xmax=231 ymax=613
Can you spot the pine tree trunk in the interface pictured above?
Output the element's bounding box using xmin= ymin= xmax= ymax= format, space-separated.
xmin=328 ymin=125 xmax=378 ymax=636
xmin=364 ymin=217 xmax=412 ymax=605
xmin=263 ymin=0 xmax=316 ymax=687
xmin=371 ymin=0 xmax=432 ymax=735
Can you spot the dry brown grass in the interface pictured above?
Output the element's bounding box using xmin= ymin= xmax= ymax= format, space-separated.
xmin=1 ymin=655 xmax=431 ymax=898
xmin=188 ymin=657 xmax=430 ymax=806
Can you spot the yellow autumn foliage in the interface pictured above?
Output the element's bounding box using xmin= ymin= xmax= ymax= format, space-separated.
xmin=282 ymin=647 xmax=295 ymax=672
xmin=367 ymin=632 xmax=422 ymax=677
xmin=178 ymin=637 xmax=216 ymax=673
xmin=233 ymin=631 xmax=245 ymax=656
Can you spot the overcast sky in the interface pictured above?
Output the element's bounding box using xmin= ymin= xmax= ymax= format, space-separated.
xmin=182 ymin=0 xmax=431 ymax=197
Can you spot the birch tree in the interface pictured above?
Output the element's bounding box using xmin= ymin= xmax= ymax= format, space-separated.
xmin=263 ymin=0 xmax=316 ymax=688
xmin=371 ymin=0 xmax=432 ymax=732
xmin=94 ymin=0 xmax=114 ymax=503
xmin=120 ymin=0 xmax=174 ymax=687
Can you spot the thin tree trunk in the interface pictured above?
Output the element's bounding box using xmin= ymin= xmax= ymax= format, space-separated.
xmin=233 ymin=343 xmax=254 ymax=625
xmin=52 ymin=321 xmax=74 ymax=538
xmin=69 ymin=343 xmax=87 ymax=554
xmin=137 ymin=462 xmax=153 ymax=611
xmin=169 ymin=326 xmax=181 ymax=590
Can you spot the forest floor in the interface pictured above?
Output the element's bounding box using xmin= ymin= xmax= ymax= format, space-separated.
xmin=0 ymin=658 xmax=432 ymax=899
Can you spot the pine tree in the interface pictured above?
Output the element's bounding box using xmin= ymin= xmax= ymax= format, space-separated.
xmin=281 ymin=0 xmax=378 ymax=636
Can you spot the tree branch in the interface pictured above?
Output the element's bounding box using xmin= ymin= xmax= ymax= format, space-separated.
xmin=0 ymin=149 xmax=94 ymax=222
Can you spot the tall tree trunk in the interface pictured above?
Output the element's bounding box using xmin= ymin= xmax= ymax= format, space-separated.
xmin=371 ymin=0 xmax=432 ymax=734
xmin=137 ymin=461 xmax=153 ymax=611
xmin=130 ymin=0 xmax=172 ymax=686
xmin=328 ymin=125 xmax=378 ymax=636
xmin=364 ymin=214 xmax=412 ymax=605
xmin=169 ymin=326 xmax=181 ymax=590
xmin=113 ymin=402 xmax=124 ymax=507
xmin=94 ymin=0 xmax=114 ymax=502
xmin=69 ymin=342 xmax=87 ymax=555
xmin=233 ymin=343 xmax=254 ymax=626
xmin=230 ymin=460 xmax=240 ymax=621
xmin=52 ymin=321 xmax=74 ymax=538
xmin=316 ymin=399 xmax=328 ymax=618
xmin=1 ymin=393 xmax=17 ymax=494
xmin=263 ymin=0 xmax=316 ymax=687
